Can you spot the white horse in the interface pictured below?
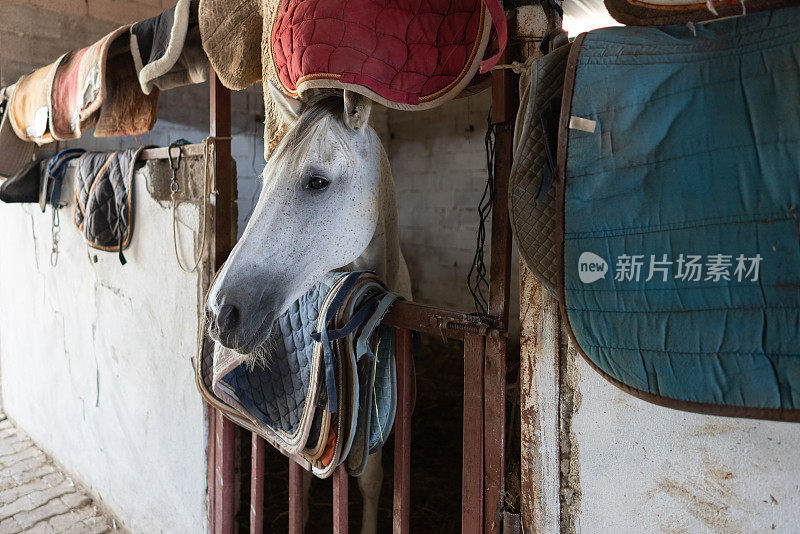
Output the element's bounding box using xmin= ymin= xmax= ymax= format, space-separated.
xmin=206 ymin=81 xmax=412 ymax=534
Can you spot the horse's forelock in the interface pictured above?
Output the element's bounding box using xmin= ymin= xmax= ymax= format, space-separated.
xmin=269 ymin=95 xmax=356 ymax=171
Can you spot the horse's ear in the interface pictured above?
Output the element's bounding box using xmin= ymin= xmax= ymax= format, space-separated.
xmin=343 ymin=90 xmax=372 ymax=130
xmin=268 ymin=80 xmax=302 ymax=125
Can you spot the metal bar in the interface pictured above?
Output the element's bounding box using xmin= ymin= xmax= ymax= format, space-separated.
xmin=382 ymin=301 xmax=500 ymax=341
xmin=207 ymin=406 xmax=217 ymax=533
xmin=333 ymin=465 xmax=349 ymax=533
xmin=483 ymin=336 xmax=507 ymax=534
xmin=215 ymin=410 xmax=236 ymax=534
xmin=393 ymin=328 xmax=412 ymax=534
xmin=289 ymin=461 xmax=304 ymax=534
xmin=462 ymin=333 xmax=486 ymax=534
xmin=210 ymin=68 xmax=236 ymax=534
xmin=484 ymin=13 xmax=517 ymax=531
xmin=210 ymin=71 xmax=234 ymax=263
xmin=488 ymin=19 xmax=516 ymax=327
xmin=250 ymin=434 xmax=265 ymax=534
xmin=140 ymin=143 xmax=205 ymax=160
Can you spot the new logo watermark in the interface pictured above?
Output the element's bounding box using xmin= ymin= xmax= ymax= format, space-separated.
xmin=577 ymin=252 xmax=763 ymax=284
xmin=578 ymin=252 xmax=608 ymax=283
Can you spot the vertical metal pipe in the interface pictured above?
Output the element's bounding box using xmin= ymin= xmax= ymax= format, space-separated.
xmin=333 ymin=465 xmax=349 ymax=533
xmin=289 ymin=461 xmax=304 ymax=534
xmin=462 ymin=333 xmax=486 ymax=534
xmin=210 ymin=69 xmax=236 ymax=534
xmin=250 ymin=434 xmax=265 ymax=534
xmin=393 ymin=328 xmax=412 ymax=534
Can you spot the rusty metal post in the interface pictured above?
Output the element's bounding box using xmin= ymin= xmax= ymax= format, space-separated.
xmin=484 ymin=9 xmax=518 ymax=533
xmin=515 ymin=8 xmax=561 ymax=532
xmin=250 ymin=435 xmax=265 ymax=534
xmin=393 ymin=328 xmax=412 ymax=534
xmin=289 ymin=461 xmax=304 ymax=534
xmin=333 ymin=465 xmax=349 ymax=533
xmin=520 ymin=273 xmax=561 ymax=533
xmin=210 ymin=69 xmax=236 ymax=534
xmin=207 ymin=405 xmax=217 ymax=533
xmin=214 ymin=411 xmax=236 ymax=534
xmin=463 ymin=333 xmax=486 ymax=533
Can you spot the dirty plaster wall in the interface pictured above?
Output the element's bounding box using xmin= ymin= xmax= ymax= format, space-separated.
xmin=570 ymin=356 xmax=800 ymax=533
xmin=521 ymin=270 xmax=800 ymax=534
xmin=0 ymin=1 xmax=265 ymax=532
xmin=0 ymin=161 xmax=210 ymax=533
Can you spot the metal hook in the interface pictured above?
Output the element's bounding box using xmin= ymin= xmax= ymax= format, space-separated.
xmin=167 ymin=142 xmax=182 ymax=171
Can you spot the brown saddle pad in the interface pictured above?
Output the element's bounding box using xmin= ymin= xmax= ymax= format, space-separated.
xmin=0 ymin=86 xmax=35 ymax=179
xmin=605 ymin=0 xmax=800 ymax=25
xmin=8 ymin=55 xmax=64 ymax=145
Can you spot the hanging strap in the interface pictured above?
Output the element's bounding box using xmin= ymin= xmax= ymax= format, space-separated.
xmin=310 ymin=271 xmax=367 ymax=413
xmin=47 ymin=148 xmax=85 ymax=209
xmin=479 ymin=0 xmax=509 ymax=74
xmin=355 ymin=291 xmax=402 ymax=364
xmin=537 ymin=97 xmax=561 ymax=202
xmin=171 ymin=137 xmax=221 ymax=273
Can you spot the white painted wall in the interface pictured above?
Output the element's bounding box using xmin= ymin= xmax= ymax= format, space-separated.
xmin=521 ymin=275 xmax=800 ymax=534
xmin=0 ymin=160 xmax=209 ymax=533
xmin=571 ymin=354 xmax=800 ymax=534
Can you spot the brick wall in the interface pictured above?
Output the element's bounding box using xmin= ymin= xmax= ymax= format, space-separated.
xmin=384 ymin=95 xmax=520 ymax=322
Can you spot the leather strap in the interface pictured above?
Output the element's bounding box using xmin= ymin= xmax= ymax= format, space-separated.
xmin=479 ymin=0 xmax=509 ymax=74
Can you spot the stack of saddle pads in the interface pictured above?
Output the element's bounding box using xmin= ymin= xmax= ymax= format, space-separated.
xmin=511 ymin=7 xmax=800 ymax=420
xmin=9 ymin=26 xmax=159 ymax=145
xmin=2 ymin=1 xmax=207 ymax=148
xmin=196 ymin=271 xmax=402 ymax=477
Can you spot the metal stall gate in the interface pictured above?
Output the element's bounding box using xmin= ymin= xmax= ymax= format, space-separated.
xmin=203 ymin=9 xmax=523 ymax=532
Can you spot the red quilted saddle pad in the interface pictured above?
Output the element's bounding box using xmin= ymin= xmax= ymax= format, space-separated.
xmin=270 ymin=0 xmax=506 ymax=108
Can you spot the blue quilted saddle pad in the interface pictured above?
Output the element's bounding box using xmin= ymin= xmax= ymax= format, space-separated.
xmin=557 ymin=8 xmax=800 ymax=421
xmin=217 ymin=272 xmax=347 ymax=449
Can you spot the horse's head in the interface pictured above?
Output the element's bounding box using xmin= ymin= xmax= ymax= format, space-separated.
xmin=206 ymin=83 xmax=381 ymax=354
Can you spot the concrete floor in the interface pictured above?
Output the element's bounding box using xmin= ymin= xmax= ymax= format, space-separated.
xmin=0 ymin=413 xmax=119 ymax=534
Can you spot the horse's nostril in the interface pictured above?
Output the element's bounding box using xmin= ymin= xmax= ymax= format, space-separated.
xmin=217 ymin=304 xmax=241 ymax=332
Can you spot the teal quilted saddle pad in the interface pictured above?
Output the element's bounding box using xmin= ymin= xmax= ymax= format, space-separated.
xmin=558 ymin=8 xmax=800 ymax=421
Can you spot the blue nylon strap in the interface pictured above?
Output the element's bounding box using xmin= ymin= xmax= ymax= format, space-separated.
xmin=310 ymin=271 xmax=370 ymax=413
xmin=47 ymin=149 xmax=85 ymax=208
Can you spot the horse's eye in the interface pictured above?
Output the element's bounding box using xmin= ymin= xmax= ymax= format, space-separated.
xmin=306 ymin=175 xmax=330 ymax=191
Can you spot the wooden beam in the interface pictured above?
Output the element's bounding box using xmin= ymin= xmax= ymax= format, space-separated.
xmin=140 ymin=143 xmax=205 ymax=160
xmin=382 ymin=301 xmax=500 ymax=341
